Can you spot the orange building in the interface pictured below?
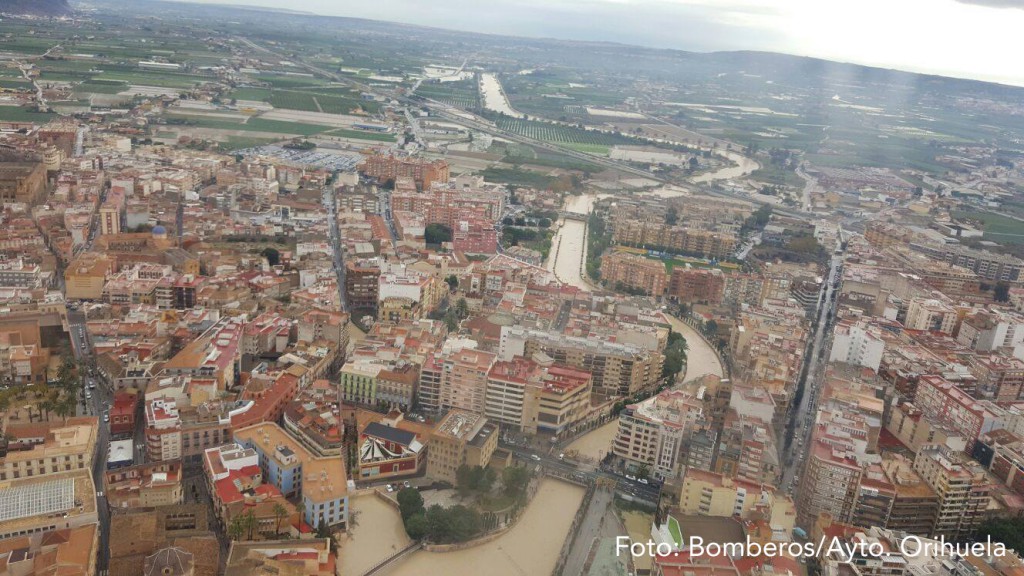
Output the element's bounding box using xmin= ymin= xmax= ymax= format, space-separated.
xmin=359 ymin=154 xmax=449 ymax=190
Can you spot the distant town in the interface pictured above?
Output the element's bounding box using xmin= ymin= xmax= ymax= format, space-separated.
xmin=1 ymin=2 xmax=1024 ymax=576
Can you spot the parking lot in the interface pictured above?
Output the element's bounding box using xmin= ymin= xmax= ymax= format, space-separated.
xmin=235 ymin=145 xmax=363 ymax=170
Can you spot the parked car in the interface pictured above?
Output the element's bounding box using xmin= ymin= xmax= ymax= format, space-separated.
xmin=386 ymin=484 xmax=395 ymax=493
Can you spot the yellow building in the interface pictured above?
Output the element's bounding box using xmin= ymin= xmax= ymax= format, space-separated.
xmin=426 ymin=410 xmax=499 ymax=484
xmin=64 ymin=253 xmax=113 ymax=300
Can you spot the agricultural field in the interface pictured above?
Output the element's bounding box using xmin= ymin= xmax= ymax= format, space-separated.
xmin=240 ymin=88 xmax=380 ymax=115
xmin=0 ymin=106 xmax=57 ymax=123
xmin=952 ymin=210 xmax=1024 ymax=245
xmin=495 ymin=117 xmax=639 ymax=147
xmin=415 ymin=79 xmax=479 ymax=109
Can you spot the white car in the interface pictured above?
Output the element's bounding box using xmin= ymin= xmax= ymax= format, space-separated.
xmin=638 ymin=478 xmax=649 ymax=485
xmin=403 ymin=480 xmax=411 ymax=489
xmin=385 ymin=484 xmax=395 ymax=493
xmin=530 ymin=454 xmax=541 ymax=461
xmin=625 ymin=474 xmax=637 ymax=481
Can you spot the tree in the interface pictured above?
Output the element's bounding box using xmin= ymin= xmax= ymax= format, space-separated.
xmin=244 ymin=510 xmax=257 ymax=540
xmin=537 ymin=217 xmax=551 ymax=228
xmin=454 ymin=298 xmax=469 ymax=319
xmin=443 ymin=311 xmax=459 ymax=333
xmin=261 ymin=247 xmax=281 ymax=266
xmin=637 ymin=464 xmax=650 ymax=480
xmin=425 ymin=505 xmax=452 ymax=542
xmin=425 ymin=223 xmax=453 ymax=245
xmin=665 ymin=207 xmax=679 ymax=226
xmin=315 ymin=520 xmax=331 ymax=539
xmin=228 ymin=516 xmax=244 ymax=541
xmin=502 ymin=466 xmax=531 ymax=499
xmin=447 ymin=505 xmax=482 ymax=541
xmin=273 ymin=502 xmax=288 ymax=535
xmin=445 ymin=274 xmax=459 ymax=291
xmin=456 ymin=464 xmax=476 ymax=494
xmin=405 ymin=512 xmax=428 ymax=540
xmin=662 ymin=331 xmax=688 ymax=380
xmin=398 ymin=487 xmax=425 ymax=520
xmin=995 ymin=282 xmax=1011 ymax=303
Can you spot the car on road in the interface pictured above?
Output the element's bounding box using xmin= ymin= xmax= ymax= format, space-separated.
xmin=386 ymin=484 xmax=394 ymax=493
xmin=558 ymin=453 xmax=565 ymax=460
xmin=625 ymin=474 xmax=637 ymax=481
xmin=103 ymin=414 xmax=109 ymax=423
xmin=638 ymin=478 xmax=649 ymax=485
xmin=403 ymin=480 xmax=411 ymax=489
xmin=530 ymin=454 xmax=541 ymax=461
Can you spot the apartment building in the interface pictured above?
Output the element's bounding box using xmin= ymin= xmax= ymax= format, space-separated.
xmin=829 ymin=318 xmax=886 ymax=372
xmin=234 ymin=422 xmax=349 ymax=529
xmin=345 ymin=259 xmax=381 ymax=314
xmin=677 ymin=467 xmax=796 ymax=532
xmin=795 ymin=436 xmax=872 ymax=529
xmin=600 ymin=251 xmax=667 ymax=296
xmin=339 ymin=361 xmax=384 ymax=406
xmin=485 ymin=354 xmax=593 ymax=436
xmin=612 ymin=389 xmax=703 ymax=480
xmin=499 ymin=326 xmax=663 ymax=397
xmin=160 ymin=316 xmax=244 ymax=390
xmin=144 ymin=397 xmax=232 ymax=463
xmin=282 ymin=381 xmax=344 ymax=458
xmin=104 ymin=460 xmax=184 ymax=508
xmin=359 ymin=154 xmax=449 ymax=190
xmin=904 ymin=298 xmax=958 ymax=334
xmin=439 ymin=346 xmax=496 ymax=415
xmin=668 ymin=267 xmax=725 ymax=305
xmin=913 ymin=374 xmax=1003 ymax=452
xmin=913 ymin=446 xmax=990 ymax=540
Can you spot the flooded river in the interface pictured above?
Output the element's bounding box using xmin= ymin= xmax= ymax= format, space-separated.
xmin=480 ymin=73 xmax=523 ymax=118
xmin=338 ymin=494 xmax=411 ymax=576
xmin=387 ymin=479 xmax=585 ymax=576
xmin=692 ymin=149 xmax=759 ymax=183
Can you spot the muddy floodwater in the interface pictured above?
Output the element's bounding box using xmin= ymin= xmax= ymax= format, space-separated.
xmin=567 ymin=420 xmax=618 ymax=462
xmin=666 ymin=315 xmax=724 ymax=381
xmin=386 ymin=479 xmax=585 ymax=576
xmin=480 ymin=73 xmax=523 ymax=118
xmin=548 ymin=193 xmax=603 ymax=291
xmin=338 ymin=494 xmax=411 ymax=576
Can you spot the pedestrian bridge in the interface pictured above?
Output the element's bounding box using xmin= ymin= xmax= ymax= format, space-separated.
xmin=560 ymin=211 xmax=588 ymax=222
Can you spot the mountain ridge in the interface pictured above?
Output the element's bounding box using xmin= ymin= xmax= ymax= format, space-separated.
xmin=0 ymin=0 xmax=72 ymax=16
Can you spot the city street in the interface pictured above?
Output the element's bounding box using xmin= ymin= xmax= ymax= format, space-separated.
xmin=68 ymin=310 xmax=113 ymax=572
xmin=780 ymin=254 xmax=843 ymax=491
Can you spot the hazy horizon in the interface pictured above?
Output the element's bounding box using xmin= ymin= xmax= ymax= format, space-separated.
xmin=166 ymin=0 xmax=1024 ymax=87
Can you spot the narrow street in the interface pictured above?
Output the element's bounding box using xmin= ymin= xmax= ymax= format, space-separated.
xmin=323 ymin=184 xmax=349 ymax=312
xmin=780 ymin=253 xmax=843 ymax=491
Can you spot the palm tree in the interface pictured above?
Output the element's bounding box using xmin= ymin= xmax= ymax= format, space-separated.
xmin=244 ymin=510 xmax=257 ymax=540
xmin=273 ymin=502 xmax=288 ymax=535
xmin=227 ymin=516 xmax=244 ymax=541
xmin=296 ymin=500 xmax=307 ymax=528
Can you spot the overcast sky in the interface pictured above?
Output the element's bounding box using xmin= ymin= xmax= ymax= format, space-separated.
xmin=175 ymin=0 xmax=1024 ymax=86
